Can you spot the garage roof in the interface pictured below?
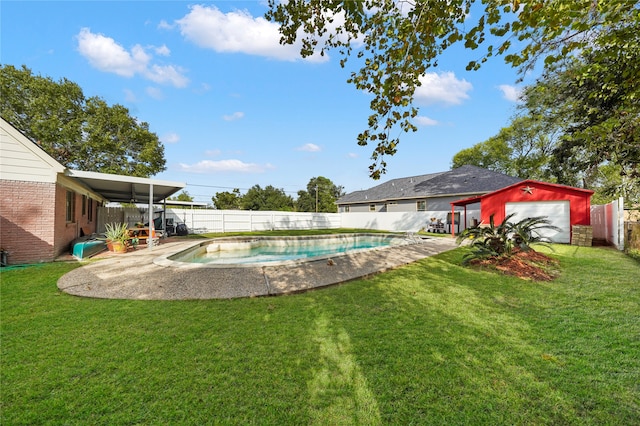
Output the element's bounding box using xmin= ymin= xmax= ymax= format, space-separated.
xmin=451 ymin=179 xmax=594 ymax=207
xmin=66 ymin=170 xmax=186 ymax=204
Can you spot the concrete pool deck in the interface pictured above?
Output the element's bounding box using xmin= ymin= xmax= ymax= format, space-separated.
xmin=57 ymin=236 xmax=458 ymax=300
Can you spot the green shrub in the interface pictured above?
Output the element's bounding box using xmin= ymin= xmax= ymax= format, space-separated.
xmin=456 ymin=214 xmax=560 ymax=264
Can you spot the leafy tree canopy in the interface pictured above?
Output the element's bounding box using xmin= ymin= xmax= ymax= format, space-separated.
xmin=295 ymin=176 xmax=345 ymax=212
xmin=212 ymin=189 xmax=242 ymax=210
xmin=266 ymin=0 xmax=638 ymax=179
xmin=451 ymin=116 xmax=558 ymax=180
xmin=241 ymin=185 xmax=295 ymax=211
xmin=168 ymin=191 xmax=194 ymax=202
xmin=453 ymin=38 xmax=640 ymax=204
xmin=0 ymin=64 xmax=166 ymax=177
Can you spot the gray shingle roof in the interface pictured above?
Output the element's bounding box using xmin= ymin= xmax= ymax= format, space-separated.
xmin=337 ymin=165 xmax=523 ymax=204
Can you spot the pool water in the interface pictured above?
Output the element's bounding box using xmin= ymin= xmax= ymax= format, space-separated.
xmin=168 ymin=234 xmax=409 ymax=266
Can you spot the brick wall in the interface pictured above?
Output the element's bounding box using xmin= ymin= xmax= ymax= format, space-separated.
xmin=1 ymin=179 xmax=101 ymax=265
xmin=53 ymin=184 xmax=98 ymax=258
xmin=0 ymin=179 xmax=57 ymax=264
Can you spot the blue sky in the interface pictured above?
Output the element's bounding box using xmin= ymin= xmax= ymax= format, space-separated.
xmin=2 ymin=1 xmax=536 ymax=204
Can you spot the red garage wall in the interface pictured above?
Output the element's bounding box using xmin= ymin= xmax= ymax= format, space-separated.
xmin=479 ymin=180 xmax=593 ymax=226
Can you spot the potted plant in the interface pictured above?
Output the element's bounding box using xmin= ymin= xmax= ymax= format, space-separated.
xmin=104 ymin=222 xmax=130 ymax=253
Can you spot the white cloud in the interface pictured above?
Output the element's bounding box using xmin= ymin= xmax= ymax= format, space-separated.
xmin=161 ymin=132 xmax=180 ymax=144
xmin=76 ymin=27 xmax=188 ymax=88
xmin=178 ymin=159 xmax=274 ymax=173
xmin=146 ymin=64 xmax=189 ymax=87
xmin=414 ymin=116 xmax=439 ymax=126
xmin=347 ymin=152 xmax=358 ymax=158
xmin=158 ymin=20 xmax=174 ymax=30
xmin=296 ymin=143 xmax=321 ymax=152
xmin=498 ymin=84 xmax=522 ymax=102
xmin=415 ymin=72 xmax=472 ymax=106
xmin=155 ymin=44 xmax=171 ymax=56
xmin=223 ymin=111 xmax=245 ymax=121
xmin=175 ymin=5 xmax=327 ymax=62
xmin=205 ymin=149 xmax=221 ymax=156
xmin=76 ymin=28 xmax=145 ymax=77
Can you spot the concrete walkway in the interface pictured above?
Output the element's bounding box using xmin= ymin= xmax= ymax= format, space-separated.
xmin=57 ymin=236 xmax=458 ymax=300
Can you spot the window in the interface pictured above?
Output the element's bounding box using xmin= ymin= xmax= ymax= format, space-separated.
xmin=369 ymin=204 xmax=376 ymax=212
xmin=82 ymin=195 xmax=87 ymax=216
xmin=344 ymin=205 xmax=350 ymax=213
xmin=88 ymin=198 xmax=94 ymax=222
xmin=416 ymin=200 xmax=427 ymax=211
xmin=66 ymin=190 xmax=76 ymax=222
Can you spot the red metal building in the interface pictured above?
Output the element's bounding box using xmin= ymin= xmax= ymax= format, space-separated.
xmin=451 ymin=180 xmax=594 ymax=243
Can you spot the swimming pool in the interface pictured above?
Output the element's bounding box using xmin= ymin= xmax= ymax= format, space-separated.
xmin=161 ymin=233 xmax=414 ymax=267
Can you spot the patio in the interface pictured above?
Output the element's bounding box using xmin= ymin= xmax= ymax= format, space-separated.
xmin=57 ymin=237 xmax=457 ymax=300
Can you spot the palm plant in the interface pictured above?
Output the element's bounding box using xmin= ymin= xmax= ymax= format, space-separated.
xmin=510 ymin=216 xmax=561 ymax=251
xmin=457 ymin=214 xmax=560 ymax=264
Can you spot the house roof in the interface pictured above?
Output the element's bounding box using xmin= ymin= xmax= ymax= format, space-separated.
xmin=451 ymin=179 xmax=594 ymax=207
xmin=337 ymin=165 xmax=523 ymax=204
xmin=66 ymin=170 xmax=186 ymax=204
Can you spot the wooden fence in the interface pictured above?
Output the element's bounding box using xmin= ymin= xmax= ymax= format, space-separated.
xmin=625 ymin=222 xmax=640 ymax=251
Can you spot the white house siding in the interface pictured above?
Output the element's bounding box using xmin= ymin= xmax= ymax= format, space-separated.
xmin=0 ymin=118 xmax=64 ymax=183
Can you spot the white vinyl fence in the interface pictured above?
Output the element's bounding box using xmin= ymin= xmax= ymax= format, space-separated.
xmin=591 ymin=197 xmax=625 ymax=250
xmin=98 ymin=207 xmax=466 ymax=234
xmin=98 ymin=207 xmax=342 ymax=234
xmin=166 ymin=210 xmax=342 ymax=234
xmin=99 ymin=203 xmax=626 ymax=250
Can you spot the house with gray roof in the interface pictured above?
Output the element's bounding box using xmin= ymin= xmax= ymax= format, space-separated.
xmin=337 ymin=165 xmax=523 ymax=231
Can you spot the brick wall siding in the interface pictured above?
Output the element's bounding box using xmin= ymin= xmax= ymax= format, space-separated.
xmin=1 ymin=179 xmax=57 ymax=264
xmin=0 ymin=180 xmax=99 ymax=265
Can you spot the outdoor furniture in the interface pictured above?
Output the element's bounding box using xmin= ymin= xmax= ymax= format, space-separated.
xmin=165 ymin=218 xmax=175 ymax=236
xmin=447 ymin=212 xmax=460 ymax=234
xmin=128 ymin=227 xmax=160 ymax=245
xmin=427 ymin=222 xmax=445 ymax=233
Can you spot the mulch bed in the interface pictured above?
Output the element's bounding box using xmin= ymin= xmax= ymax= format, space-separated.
xmin=469 ymin=248 xmax=560 ymax=281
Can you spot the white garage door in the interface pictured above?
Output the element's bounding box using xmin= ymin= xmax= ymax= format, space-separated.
xmin=505 ymin=201 xmax=570 ymax=243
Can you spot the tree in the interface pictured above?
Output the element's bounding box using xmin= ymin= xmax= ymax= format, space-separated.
xmin=168 ymin=191 xmax=194 ymax=202
xmin=524 ymin=29 xmax=640 ymax=182
xmin=241 ymin=185 xmax=294 ymax=211
xmin=266 ymin=1 xmax=638 ymax=178
xmin=0 ymin=64 xmax=166 ymax=177
xmin=212 ymin=189 xmax=242 ymax=210
xmin=452 ymin=116 xmax=558 ymax=180
xmin=296 ymin=176 xmax=345 ymax=212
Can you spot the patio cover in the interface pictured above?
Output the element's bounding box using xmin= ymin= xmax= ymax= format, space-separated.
xmin=66 ymin=170 xmax=185 ymax=204
xmin=449 ymin=194 xmax=484 ymax=237
xmin=66 ymin=170 xmax=186 ymax=248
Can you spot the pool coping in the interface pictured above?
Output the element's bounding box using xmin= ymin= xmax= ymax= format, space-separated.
xmin=155 ymin=233 xmax=418 ymax=268
xmin=57 ymin=235 xmax=458 ymax=300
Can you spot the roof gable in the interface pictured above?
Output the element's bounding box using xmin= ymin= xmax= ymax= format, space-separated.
xmin=0 ymin=117 xmax=65 ymax=183
xmin=451 ymin=179 xmax=594 ymax=206
xmin=483 ymin=179 xmax=594 ymax=198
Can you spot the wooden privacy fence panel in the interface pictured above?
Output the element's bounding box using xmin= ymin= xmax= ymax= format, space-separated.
xmin=625 ymin=222 xmax=640 ymax=251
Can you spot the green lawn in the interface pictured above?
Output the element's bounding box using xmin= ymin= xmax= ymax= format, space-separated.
xmin=2 ymin=244 xmax=639 ymax=425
